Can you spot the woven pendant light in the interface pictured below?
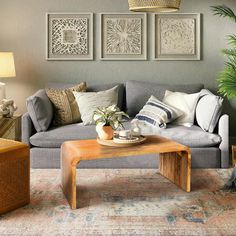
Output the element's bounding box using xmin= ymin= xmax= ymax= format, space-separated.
xmin=128 ymin=0 xmax=181 ymax=12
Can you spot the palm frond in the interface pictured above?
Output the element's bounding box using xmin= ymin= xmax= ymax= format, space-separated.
xmin=211 ymin=5 xmax=236 ymax=22
xmin=222 ymin=49 xmax=236 ymax=57
xmin=225 ymin=61 xmax=236 ymax=70
xmin=227 ymin=53 xmax=236 ymax=61
xmin=228 ymin=34 xmax=236 ymax=47
xmin=212 ymin=5 xmax=236 ymax=99
xmin=217 ymin=67 xmax=236 ymax=98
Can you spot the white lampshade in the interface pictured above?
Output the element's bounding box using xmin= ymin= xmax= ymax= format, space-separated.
xmin=0 ymin=52 xmax=16 ymax=78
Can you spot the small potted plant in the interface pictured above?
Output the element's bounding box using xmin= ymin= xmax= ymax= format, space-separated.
xmin=93 ymin=105 xmax=129 ymax=140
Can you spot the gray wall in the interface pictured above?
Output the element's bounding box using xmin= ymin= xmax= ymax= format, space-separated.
xmin=1 ymin=0 xmax=236 ymax=135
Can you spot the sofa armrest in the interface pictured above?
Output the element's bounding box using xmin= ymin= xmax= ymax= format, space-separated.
xmin=21 ymin=112 xmax=36 ymax=147
xmin=218 ymin=114 xmax=229 ymax=168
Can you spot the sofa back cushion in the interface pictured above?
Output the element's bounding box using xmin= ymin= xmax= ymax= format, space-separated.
xmin=47 ymin=82 xmax=125 ymax=111
xmin=26 ymin=89 xmax=53 ymax=132
xmin=126 ymin=80 xmax=204 ymax=117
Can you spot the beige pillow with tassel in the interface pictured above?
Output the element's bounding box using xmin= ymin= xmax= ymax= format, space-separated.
xmin=46 ymin=82 xmax=86 ymax=126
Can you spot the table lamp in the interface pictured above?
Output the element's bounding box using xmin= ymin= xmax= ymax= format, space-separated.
xmin=0 ymin=52 xmax=16 ymax=101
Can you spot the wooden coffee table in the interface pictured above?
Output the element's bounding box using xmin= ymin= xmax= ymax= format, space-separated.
xmin=61 ymin=135 xmax=191 ymax=209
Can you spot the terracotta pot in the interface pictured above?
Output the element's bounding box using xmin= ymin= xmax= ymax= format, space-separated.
xmin=97 ymin=125 xmax=113 ymax=140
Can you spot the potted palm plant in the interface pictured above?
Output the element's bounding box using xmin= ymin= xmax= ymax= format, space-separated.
xmin=211 ymin=5 xmax=236 ymax=98
xmin=93 ymin=105 xmax=129 ymax=140
xmin=212 ymin=5 xmax=236 ymax=191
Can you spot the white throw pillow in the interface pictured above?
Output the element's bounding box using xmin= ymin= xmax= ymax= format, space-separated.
xmin=134 ymin=95 xmax=183 ymax=128
xmin=73 ymin=86 xmax=118 ymax=125
xmin=162 ymin=90 xmax=200 ymax=127
xmin=196 ymin=89 xmax=223 ymax=133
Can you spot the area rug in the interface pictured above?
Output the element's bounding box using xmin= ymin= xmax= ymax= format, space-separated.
xmin=0 ymin=169 xmax=236 ymax=236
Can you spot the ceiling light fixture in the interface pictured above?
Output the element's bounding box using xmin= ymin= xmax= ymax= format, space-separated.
xmin=128 ymin=0 xmax=181 ymax=12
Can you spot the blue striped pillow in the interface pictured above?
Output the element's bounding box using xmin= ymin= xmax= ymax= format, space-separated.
xmin=134 ymin=95 xmax=183 ymax=128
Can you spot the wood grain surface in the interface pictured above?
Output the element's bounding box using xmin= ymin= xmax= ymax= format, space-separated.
xmin=0 ymin=138 xmax=30 ymax=214
xmin=0 ymin=116 xmax=21 ymax=141
xmin=61 ymin=135 xmax=191 ymax=209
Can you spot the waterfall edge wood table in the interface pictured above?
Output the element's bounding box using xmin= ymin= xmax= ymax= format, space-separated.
xmin=61 ymin=135 xmax=191 ymax=210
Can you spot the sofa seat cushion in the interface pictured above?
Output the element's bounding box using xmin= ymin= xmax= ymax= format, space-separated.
xmin=30 ymin=122 xmax=221 ymax=149
xmin=139 ymin=123 xmax=222 ymax=148
xmin=30 ymin=123 xmax=98 ymax=148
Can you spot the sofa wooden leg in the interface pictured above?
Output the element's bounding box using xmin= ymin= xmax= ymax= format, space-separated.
xmin=159 ymin=151 xmax=191 ymax=192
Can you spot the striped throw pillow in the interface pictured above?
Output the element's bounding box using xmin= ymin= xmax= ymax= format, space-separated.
xmin=134 ymin=95 xmax=183 ymax=128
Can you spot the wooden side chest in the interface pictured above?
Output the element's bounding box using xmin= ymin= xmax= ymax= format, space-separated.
xmin=0 ymin=139 xmax=30 ymax=214
xmin=0 ymin=115 xmax=21 ymax=141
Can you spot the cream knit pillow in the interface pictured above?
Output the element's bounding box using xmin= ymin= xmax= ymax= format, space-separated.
xmin=73 ymin=86 xmax=119 ymax=125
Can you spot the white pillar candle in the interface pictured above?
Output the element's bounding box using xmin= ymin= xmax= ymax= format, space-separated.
xmin=0 ymin=82 xmax=6 ymax=102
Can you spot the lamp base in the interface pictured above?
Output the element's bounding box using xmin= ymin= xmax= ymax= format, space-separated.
xmin=0 ymin=82 xmax=6 ymax=102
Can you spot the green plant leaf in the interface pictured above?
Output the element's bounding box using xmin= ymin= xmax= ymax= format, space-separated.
xmin=225 ymin=61 xmax=236 ymax=70
xmin=217 ymin=67 xmax=236 ymax=98
xmin=212 ymin=5 xmax=236 ymax=99
xmin=222 ymin=49 xmax=236 ymax=57
xmin=228 ymin=34 xmax=236 ymax=47
xmin=93 ymin=105 xmax=129 ymax=128
xmin=211 ymin=5 xmax=236 ymax=22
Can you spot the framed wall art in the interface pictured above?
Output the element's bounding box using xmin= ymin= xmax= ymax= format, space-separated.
xmin=100 ymin=13 xmax=147 ymax=60
xmin=154 ymin=13 xmax=201 ymax=61
xmin=46 ymin=13 xmax=93 ymax=60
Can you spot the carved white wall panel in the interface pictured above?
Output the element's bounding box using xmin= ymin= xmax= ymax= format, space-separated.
xmin=105 ymin=18 xmax=142 ymax=55
xmin=100 ymin=13 xmax=147 ymax=60
xmin=154 ymin=13 xmax=201 ymax=61
xmin=51 ymin=18 xmax=88 ymax=55
xmin=46 ymin=13 xmax=93 ymax=60
xmin=159 ymin=18 xmax=195 ymax=55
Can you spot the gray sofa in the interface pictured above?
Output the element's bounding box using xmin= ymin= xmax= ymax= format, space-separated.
xmin=22 ymin=80 xmax=229 ymax=169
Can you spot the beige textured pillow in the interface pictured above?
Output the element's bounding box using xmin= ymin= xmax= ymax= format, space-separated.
xmin=46 ymin=82 xmax=86 ymax=126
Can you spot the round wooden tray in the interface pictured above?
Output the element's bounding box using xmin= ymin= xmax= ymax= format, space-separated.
xmin=97 ymin=136 xmax=147 ymax=147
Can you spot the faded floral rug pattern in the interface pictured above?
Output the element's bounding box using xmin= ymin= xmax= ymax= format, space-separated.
xmin=0 ymin=169 xmax=236 ymax=236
